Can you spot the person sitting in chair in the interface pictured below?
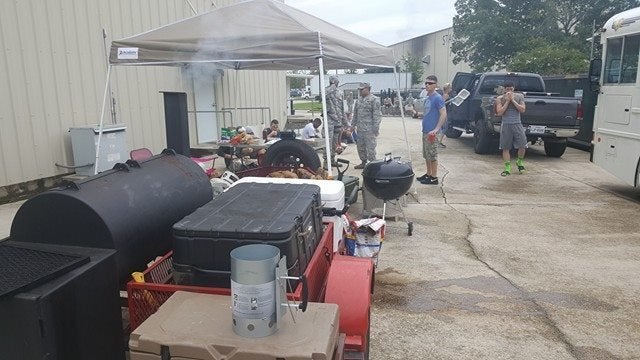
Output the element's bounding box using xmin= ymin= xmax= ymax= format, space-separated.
xmin=263 ymin=119 xmax=280 ymax=141
xmin=302 ymin=118 xmax=322 ymax=139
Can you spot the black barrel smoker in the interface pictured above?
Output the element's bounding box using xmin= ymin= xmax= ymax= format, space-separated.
xmin=362 ymin=153 xmax=414 ymax=235
xmin=10 ymin=149 xmax=213 ymax=284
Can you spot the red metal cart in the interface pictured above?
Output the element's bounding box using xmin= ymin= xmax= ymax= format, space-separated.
xmin=127 ymin=223 xmax=374 ymax=357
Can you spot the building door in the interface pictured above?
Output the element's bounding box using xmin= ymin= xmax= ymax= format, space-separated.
xmin=193 ymin=70 xmax=219 ymax=143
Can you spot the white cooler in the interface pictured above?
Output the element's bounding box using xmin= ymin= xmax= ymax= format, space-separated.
xmin=230 ymin=177 xmax=345 ymax=251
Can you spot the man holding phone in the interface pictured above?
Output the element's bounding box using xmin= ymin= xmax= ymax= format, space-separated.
xmin=495 ymin=80 xmax=527 ymax=176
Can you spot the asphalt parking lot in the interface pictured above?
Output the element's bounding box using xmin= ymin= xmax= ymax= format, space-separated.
xmin=1 ymin=115 xmax=639 ymax=359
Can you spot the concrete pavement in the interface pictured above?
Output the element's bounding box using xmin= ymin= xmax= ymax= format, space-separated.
xmin=1 ymin=115 xmax=639 ymax=359
xmin=338 ymin=116 xmax=640 ymax=359
xmin=0 ymin=200 xmax=23 ymax=239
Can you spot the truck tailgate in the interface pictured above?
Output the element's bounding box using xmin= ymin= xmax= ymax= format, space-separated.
xmin=522 ymin=96 xmax=580 ymax=127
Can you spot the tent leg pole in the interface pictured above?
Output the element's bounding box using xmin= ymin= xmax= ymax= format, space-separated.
xmin=318 ymin=57 xmax=332 ymax=177
xmin=233 ymin=70 xmax=239 ymax=127
xmin=94 ymin=64 xmax=112 ymax=175
xmin=394 ymin=61 xmax=418 ymax=196
xmin=393 ymin=66 xmax=412 ymax=165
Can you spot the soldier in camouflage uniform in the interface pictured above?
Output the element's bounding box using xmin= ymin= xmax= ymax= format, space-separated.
xmin=352 ymin=82 xmax=382 ymax=169
xmin=325 ymin=75 xmax=344 ymax=167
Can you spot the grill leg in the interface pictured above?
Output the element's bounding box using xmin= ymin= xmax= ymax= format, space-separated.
xmin=382 ymin=201 xmax=387 ymax=221
xmin=397 ymin=200 xmax=408 ymax=223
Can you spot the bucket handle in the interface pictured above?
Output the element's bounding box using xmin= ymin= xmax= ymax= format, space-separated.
xmin=280 ymin=274 xmax=308 ymax=312
xmin=296 ymin=226 xmax=312 ymax=243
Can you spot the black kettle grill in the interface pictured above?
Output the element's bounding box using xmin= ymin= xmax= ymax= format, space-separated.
xmin=362 ymin=153 xmax=414 ymax=235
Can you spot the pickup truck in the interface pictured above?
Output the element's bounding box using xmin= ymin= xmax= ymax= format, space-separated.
xmin=446 ymin=72 xmax=583 ymax=157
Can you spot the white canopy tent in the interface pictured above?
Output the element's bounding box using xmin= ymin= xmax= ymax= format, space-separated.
xmin=100 ymin=0 xmax=411 ymax=175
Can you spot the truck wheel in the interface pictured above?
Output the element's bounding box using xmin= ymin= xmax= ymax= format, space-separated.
xmin=473 ymin=119 xmax=495 ymax=154
xmin=445 ymin=125 xmax=463 ymax=139
xmin=263 ymin=139 xmax=322 ymax=169
xmin=544 ymin=139 xmax=567 ymax=157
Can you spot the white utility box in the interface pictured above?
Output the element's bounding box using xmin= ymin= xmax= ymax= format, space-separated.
xmin=69 ymin=124 xmax=127 ymax=176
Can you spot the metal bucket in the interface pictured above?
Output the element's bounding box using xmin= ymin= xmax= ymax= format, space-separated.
xmin=230 ymin=244 xmax=280 ymax=338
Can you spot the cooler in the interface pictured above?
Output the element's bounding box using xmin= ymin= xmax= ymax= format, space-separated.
xmin=171 ymin=182 xmax=323 ymax=287
xmin=231 ymin=176 xmax=346 ymax=251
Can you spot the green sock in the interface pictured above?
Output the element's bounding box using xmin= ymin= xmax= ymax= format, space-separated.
xmin=516 ymin=158 xmax=524 ymax=167
xmin=504 ymin=162 xmax=511 ymax=173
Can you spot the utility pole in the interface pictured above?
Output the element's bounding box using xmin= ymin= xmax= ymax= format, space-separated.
xmin=590 ymin=19 xmax=596 ymax=60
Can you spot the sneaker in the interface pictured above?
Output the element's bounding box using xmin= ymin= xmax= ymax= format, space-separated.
xmin=419 ymin=177 xmax=438 ymax=185
xmin=517 ymin=165 xmax=525 ymax=173
xmin=354 ymin=162 xmax=367 ymax=170
xmin=416 ymin=173 xmax=430 ymax=181
xmin=501 ymin=170 xmax=510 ymax=177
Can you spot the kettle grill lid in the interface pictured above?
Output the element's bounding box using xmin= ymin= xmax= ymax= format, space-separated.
xmin=362 ymin=158 xmax=414 ymax=179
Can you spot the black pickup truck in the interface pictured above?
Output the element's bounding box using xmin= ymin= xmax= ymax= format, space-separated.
xmin=446 ymin=72 xmax=583 ymax=157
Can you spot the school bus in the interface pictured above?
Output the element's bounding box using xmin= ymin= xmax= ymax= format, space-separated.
xmin=590 ymin=6 xmax=640 ymax=187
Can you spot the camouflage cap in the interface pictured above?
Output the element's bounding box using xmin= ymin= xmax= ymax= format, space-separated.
xmin=358 ymin=82 xmax=371 ymax=89
xmin=329 ymin=75 xmax=339 ymax=84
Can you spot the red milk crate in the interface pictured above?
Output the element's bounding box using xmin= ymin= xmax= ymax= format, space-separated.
xmin=127 ymin=223 xmax=335 ymax=330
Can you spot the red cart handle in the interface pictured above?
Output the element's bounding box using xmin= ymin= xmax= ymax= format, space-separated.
xmin=299 ymin=274 xmax=308 ymax=312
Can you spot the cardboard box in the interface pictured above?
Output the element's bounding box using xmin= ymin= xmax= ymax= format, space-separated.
xmin=130 ymin=291 xmax=339 ymax=360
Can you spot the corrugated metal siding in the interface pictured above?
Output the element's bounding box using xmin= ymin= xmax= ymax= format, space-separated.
xmin=390 ymin=27 xmax=471 ymax=85
xmin=215 ymin=70 xmax=287 ymax=130
xmin=0 ymin=0 xmax=287 ymax=187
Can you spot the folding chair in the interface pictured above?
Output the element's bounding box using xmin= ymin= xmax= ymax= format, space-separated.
xmin=130 ymin=148 xmax=153 ymax=161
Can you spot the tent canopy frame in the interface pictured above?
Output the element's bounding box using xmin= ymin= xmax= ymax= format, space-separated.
xmin=97 ymin=0 xmax=411 ymax=176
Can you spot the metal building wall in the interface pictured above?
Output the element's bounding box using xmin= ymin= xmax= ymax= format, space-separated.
xmin=215 ymin=69 xmax=287 ymax=131
xmin=0 ymin=0 xmax=287 ymax=188
xmin=390 ymin=27 xmax=471 ymax=86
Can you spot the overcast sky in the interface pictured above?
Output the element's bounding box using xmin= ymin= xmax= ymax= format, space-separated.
xmin=284 ymin=0 xmax=457 ymax=46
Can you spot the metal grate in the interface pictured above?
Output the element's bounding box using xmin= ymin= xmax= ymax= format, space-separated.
xmin=0 ymin=243 xmax=90 ymax=298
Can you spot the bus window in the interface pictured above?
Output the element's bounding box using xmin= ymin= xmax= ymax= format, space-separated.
xmin=620 ymin=35 xmax=640 ymax=83
xmin=604 ymin=38 xmax=622 ymax=84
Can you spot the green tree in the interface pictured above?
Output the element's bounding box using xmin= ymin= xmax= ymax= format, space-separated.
xmin=451 ymin=0 xmax=555 ymax=72
xmin=286 ymin=70 xmax=308 ymax=89
xmin=550 ymin=0 xmax=639 ymax=54
xmin=451 ymin=0 xmax=640 ymax=72
xmin=508 ymin=40 xmax=589 ymax=75
xmin=400 ymin=53 xmax=424 ymax=85
xmin=290 ymin=77 xmax=305 ymax=90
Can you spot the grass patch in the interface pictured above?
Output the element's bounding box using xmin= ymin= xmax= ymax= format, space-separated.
xmin=293 ymin=100 xmax=323 ymax=112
